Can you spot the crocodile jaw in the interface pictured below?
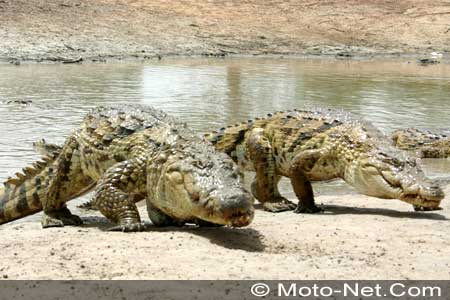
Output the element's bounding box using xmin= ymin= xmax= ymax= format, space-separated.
xmin=187 ymin=186 xmax=254 ymax=227
xmin=345 ymin=159 xmax=444 ymax=209
xmin=150 ymin=151 xmax=255 ymax=227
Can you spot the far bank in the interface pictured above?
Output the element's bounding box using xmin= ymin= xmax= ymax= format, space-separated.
xmin=1 ymin=0 xmax=449 ymax=63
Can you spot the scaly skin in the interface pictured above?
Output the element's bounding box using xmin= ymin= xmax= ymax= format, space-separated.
xmin=204 ymin=109 xmax=445 ymax=213
xmin=0 ymin=105 xmax=254 ymax=231
xmin=391 ymin=128 xmax=450 ymax=158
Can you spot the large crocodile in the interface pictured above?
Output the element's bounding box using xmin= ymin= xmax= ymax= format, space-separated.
xmin=391 ymin=128 xmax=450 ymax=158
xmin=0 ymin=105 xmax=254 ymax=231
xmin=204 ymin=109 xmax=445 ymax=213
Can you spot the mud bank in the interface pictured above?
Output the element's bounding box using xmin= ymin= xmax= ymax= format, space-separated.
xmin=1 ymin=0 xmax=450 ymax=63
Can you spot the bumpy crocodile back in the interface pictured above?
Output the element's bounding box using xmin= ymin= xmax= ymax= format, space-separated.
xmin=84 ymin=104 xmax=180 ymax=132
xmin=204 ymin=108 xmax=407 ymax=163
xmin=0 ymin=104 xmax=184 ymax=225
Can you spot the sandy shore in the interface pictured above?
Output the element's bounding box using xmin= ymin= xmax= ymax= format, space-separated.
xmin=1 ymin=184 xmax=449 ymax=280
xmin=1 ymin=0 xmax=450 ymax=62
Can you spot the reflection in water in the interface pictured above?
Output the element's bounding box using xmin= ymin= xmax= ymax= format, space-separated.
xmin=225 ymin=64 xmax=242 ymax=123
xmin=1 ymin=58 xmax=450 ymax=215
xmin=141 ymin=64 xmax=231 ymax=129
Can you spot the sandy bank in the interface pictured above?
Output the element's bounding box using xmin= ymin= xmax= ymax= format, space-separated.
xmin=1 ymin=0 xmax=450 ymax=62
xmin=1 ymin=185 xmax=449 ymax=280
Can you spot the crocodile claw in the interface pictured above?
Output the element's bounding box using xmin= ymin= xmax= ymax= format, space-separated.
xmin=41 ymin=215 xmax=65 ymax=228
xmin=108 ymin=222 xmax=146 ymax=232
xmin=41 ymin=209 xmax=83 ymax=228
xmin=263 ymin=198 xmax=297 ymax=212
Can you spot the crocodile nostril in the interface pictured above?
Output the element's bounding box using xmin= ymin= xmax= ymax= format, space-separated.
xmin=219 ymin=193 xmax=254 ymax=226
xmin=229 ymin=209 xmax=254 ymax=227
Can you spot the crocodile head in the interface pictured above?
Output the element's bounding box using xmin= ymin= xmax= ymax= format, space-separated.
xmin=345 ymin=151 xmax=444 ymax=210
xmin=148 ymin=143 xmax=254 ymax=227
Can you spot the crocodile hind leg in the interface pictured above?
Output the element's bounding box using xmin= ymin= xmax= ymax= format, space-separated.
xmin=247 ymin=128 xmax=296 ymax=212
xmin=290 ymin=150 xmax=323 ymax=213
xmin=43 ymin=135 xmax=95 ymax=228
xmin=251 ymin=175 xmax=286 ymax=202
xmin=94 ymin=157 xmax=147 ymax=232
xmin=34 ymin=139 xmax=104 ymax=211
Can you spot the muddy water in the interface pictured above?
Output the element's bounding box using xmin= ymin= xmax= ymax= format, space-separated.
xmin=1 ymin=58 xmax=450 ymax=221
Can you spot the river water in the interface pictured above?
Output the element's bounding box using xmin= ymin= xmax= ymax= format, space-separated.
xmin=1 ymin=57 xmax=449 ymax=220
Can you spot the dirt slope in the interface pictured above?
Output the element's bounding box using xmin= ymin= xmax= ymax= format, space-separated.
xmin=1 ymin=0 xmax=450 ymax=62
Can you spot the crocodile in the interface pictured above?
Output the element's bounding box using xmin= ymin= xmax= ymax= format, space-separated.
xmin=203 ymin=109 xmax=445 ymax=213
xmin=0 ymin=105 xmax=254 ymax=231
xmin=391 ymin=128 xmax=450 ymax=158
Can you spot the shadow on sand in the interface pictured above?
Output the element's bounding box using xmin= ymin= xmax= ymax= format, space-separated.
xmin=319 ymin=204 xmax=448 ymax=221
xmin=79 ymin=216 xmax=266 ymax=252
xmin=255 ymin=201 xmax=447 ymax=220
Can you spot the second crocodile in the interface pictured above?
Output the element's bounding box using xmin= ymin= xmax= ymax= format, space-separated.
xmin=205 ymin=109 xmax=445 ymax=213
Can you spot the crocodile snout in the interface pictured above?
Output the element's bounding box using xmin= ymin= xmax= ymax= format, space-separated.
xmin=221 ymin=193 xmax=255 ymax=227
xmin=421 ymin=185 xmax=445 ymax=201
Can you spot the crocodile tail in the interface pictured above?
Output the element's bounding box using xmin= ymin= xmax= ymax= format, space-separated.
xmin=0 ymin=154 xmax=57 ymax=225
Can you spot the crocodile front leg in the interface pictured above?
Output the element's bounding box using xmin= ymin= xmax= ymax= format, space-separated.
xmin=247 ymin=128 xmax=296 ymax=212
xmin=93 ymin=157 xmax=147 ymax=232
xmin=290 ymin=150 xmax=324 ymax=214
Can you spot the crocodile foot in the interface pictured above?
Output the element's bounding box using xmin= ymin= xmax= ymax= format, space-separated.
xmin=294 ymin=203 xmax=323 ymax=214
xmin=262 ymin=198 xmax=297 ymax=212
xmin=41 ymin=208 xmax=83 ymax=228
xmin=413 ymin=205 xmax=443 ymax=212
xmin=108 ymin=222 xmax=146 ymax=232
xmin=41 ymin=215 xmax=65 ymax=228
